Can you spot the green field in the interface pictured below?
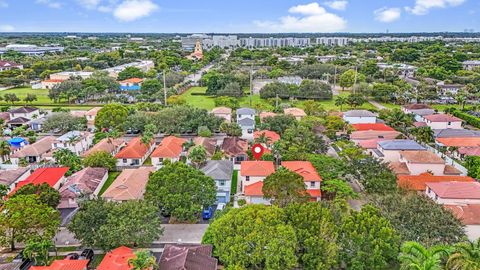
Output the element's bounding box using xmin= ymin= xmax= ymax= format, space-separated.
xmin=98 ymin=171 xmax=120 ymax=196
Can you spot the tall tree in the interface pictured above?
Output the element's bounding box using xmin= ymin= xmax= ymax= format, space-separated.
xmin=23 ymin=239 xmax=54 ymax=266
xmin=188 ymin=145 xmax=207 ymax=169
xmin=82 ymin=151 xmax=117 ymax=171
xmin=262 ymin=167 xmax=309 ymax=207
xmin=11 ymin=183 xmax=61 ymax=208
xmin=95 ymin=103 xmax=129 ymax=131
xmin=0 ymin=141 xmax=11 ymax=162
xmin=399 ymin=241 xmax=447 ymax=270
xmin=128 ymin=250 xmax=158 ymax=270
xmin=53 ymin=148 xmax=82 ymax=175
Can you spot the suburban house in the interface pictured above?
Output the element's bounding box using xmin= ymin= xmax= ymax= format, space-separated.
xmin=282 ymin=161 xmax=322 ymax=201
xmin=10 ymin=136 xmax=56 ymax=164
xmin=0 ymin=167 xmax=30 ymax=192
xmin=201 ymin=160 xmax=234 ymax=203
xmin=390 ymin=150 xmax=461 ymax=176
xmin=351 ymin=123 xmax=395 ymax=132
xmin=343 ymin=110 xmax=377 ymax=124
xmin=240 ymin=161 xmax=275 ymax=204
xmin=426 ymin=181 xmax=480 ymax=205
xmin=11 ymin=167 xmax=69 ymax=194
xmin=351 ymin=123 xmax=401 ymax=149
xmin=372 ymin=140 xmax=426 ymax=162
xmin=221 ymin=137 xmax=249 ymax=167
xmin=41 ymin=79 xmax=65 ymax=89
xmin=52 ymin=131 xmax=94 ymax=156
xmin=423 ymin=114 xmax=463 ymax=129
xmin=397 ymin=173 xmax=475 ymax=192
xmin=29 ymin=117 xmax=47 ymax=131
xmin=189 ymin=137 xmax=216 ymax=158
xmin=0 ymin=60 xmax=23 ymax=71
xmin=30 ymin=260 xmax=89 ymax=270
xmin=434 ymin=128 xmax=480 ymax=138
xmin=236 ymin=108 xmax=256 ymax=141
xmin=211 ymin=107 xmax=232 ymax=123
xmin=97 ymin=246 xmax=135 ymax=270
xmin=58 ymin=167 xmax=109 ymax=209
xmin=259 ymin=111 xmax=277 ymax=122
xmin=445 ymin=204 xmax=480 ymax=241
xmin=8 ymin=137 xmax=28 ymax=151
xmin=151 ymin=136 xmax=187 ymax=167
xmin=284 ymin=107 xmax=307 ymax=120
xmin=438 ymin=83 xmax=464 ymax=101
xmin=119 ymin=77 xmax=144 ymax=91
xmin=7 ymin=116 xmax=30 ymax=128
xmin=115 ymin=137 xmax=155 ymax=167
xmin=85 ymin=107 xmax=101 ymax=131
xmin=102 ymin=167 xmax=154 ymax=202
xmin=253 ymin=130 xmax=280 ymax=147
xmin=401 ymin=104 xmax=435 ymax=121
xmin=9 ymin=106 xmax=40 ymax=120
xmin=159 ymin=244 xmax=218 ymax=270
xmin=436 ymin=137 xmax=480 ymax=159
xmin=81 ymin=138 xmax=126 ymax=158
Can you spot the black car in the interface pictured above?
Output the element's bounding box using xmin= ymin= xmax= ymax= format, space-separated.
xmin=79 ymin=249 xmax=94 ymax=261
xmin=64 ymin=253 xmax=80 ymax=260
xmin=12 ymin=252 xmax=33 ymax=270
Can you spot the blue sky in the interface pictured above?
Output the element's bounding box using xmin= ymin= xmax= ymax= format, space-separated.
xmin=0 ymin=0 xmax=478 ymax=33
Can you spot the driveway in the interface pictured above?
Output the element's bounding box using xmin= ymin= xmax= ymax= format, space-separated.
xmin=156 ymin=224 xmax=209 ymax=244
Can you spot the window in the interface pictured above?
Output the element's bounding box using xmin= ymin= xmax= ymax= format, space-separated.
xmin=246 ymin=176 xmax=250 ymax=181
xmin=219 ymin=180 xmax=225 ymax=186
xmin=132 ymin=159 xmax=139 ymax=165
xmin=310 ymin=181 xmax=315 ymax=188
xmin=54 ymin=143 xmax=57 ymax=147
xmin=448 ymin=122 xmax=452 ymax=125
xmin=247 ymin=129 xmax=253 ymax=134
xmin=123 ymin=159 xmax=127 ymax=163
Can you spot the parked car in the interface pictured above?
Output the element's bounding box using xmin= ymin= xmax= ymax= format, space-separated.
xmin=12 ymin=251 xmax=33 ymax=270
xmin=79 ymin=249 xmax=94 ymax=261
xmin=64 ymin=253 xmax=79 ymax=260
xmin=202 ymin=206 xmax=213 ymax=220
xmin=216 ymin=203 xmax=226 ymax=211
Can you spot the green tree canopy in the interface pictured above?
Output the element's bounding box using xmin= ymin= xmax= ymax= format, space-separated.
xmin=262 ymin=167 xmax=309 ymax=207
xmin=95 ymin=103 xmax=129 ymax=131
xmin=11 ymin=183 xmax=61 ymax=208
xmin=82 ymin=151 xmax=117 ymax=171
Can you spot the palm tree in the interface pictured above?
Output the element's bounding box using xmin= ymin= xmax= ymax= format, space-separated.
xmin=335 ymin=96 xmax=347 ymax=111
xmin=384 ymin=109 xmax=414 ymax=134
xmin=128 ymin=250 xmax=157 ymax=270
xmin=254 ymin=133 xmax=271 ymax=146
xmin=399 ymin=241 xmax=448 ymax=270
xmin=411 ymin=126 xmax=435 ymax=145
xmin=0 ymin=140 xmax=11 ymax=163
xmin=447 ymin=240 xmax=480 ymax=270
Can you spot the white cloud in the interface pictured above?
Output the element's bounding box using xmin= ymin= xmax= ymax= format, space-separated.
xmin=77 ymin=0 xmax=102 ymax=9
xmin=36 ymin=0 xmax=62 ymax=9
xmin=324 ymin=0 xmax=348 ymax=11
xmin=374 ymin=7 xmax=401 ymax=23
xmin=0 ymin=24 xmax=14 ymax=32
xmin=254 ymin=2 xmax=347 ymax=33
xmin=406 ymin=0 xmax=466 ymax=15
xmin=0 ymin=1 xmax=8 ymax=8
xmin=113 ymin=0 xmax=158 ymax=21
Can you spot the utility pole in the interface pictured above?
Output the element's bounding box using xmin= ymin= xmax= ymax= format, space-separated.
xmin=333 ymin=65 xmax=337 ymax=91
xmin=353 ymin=66 xmax=358 ymax=94
xmin=163 ymin=70 xmax=167 ymax=106
xmin=249 ymin=64 xmax=253 ymax=107
xmin=275 ymin=94 xmax=279 ymax=109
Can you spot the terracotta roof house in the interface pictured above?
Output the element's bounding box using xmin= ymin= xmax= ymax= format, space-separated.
xmin=351 ymin=123 xmax=395 ymax=131
xmin=10 ymin=136 xmax=56 ymax=165
xmin=58 ymin=167 xmax=109 ymax=209
xmin=356 ymin=138 xmax=386 ymax=150
xmin=11 ymin=167 xmax=69 ymax=194
xmin=372 ymin=140 xmax=426 ymax=162
xmin=189 ymin=137 xmax=216 ymax=158
xmin=201 ymin=160 xmax=233 ymax=203
xmin=350 ymin=130 xmax=401 ymax=141
xmin=284 ymin=107 xmax=307 ymax=120
xmin=159 ymin=244 xmax=217 ymax=270
xmin=211 ymin=107 xmax=232 ymax=123
xmin=85 ymin=107 xmax=101 ymax=130
xmin=444 ymin=204 xmax=480 ymax=241
xmin=115 ymin=137 xmax=155 ymax=167
xmin=102 ymin=167 xmax=154 ymax=201
xmin=253 ymin=130 xmax=281 ymax=145
xmin=396 ymin=150 xmax=461 ymax=176
xmin=151 ymin=136 xmax=187 ymax=167
xmin=221 ymin=137 xmax=248 ymax=165
xmin=397 ymin=173 xmax=475 ymax=191
xmin=97 ymin=246 xmax=135 ymax=270
xmin=343 ymin=110 xmax=377 ymax=124
xmin=401 ymin=104 xmax=432 ymax=112
xmin=119 ymin=78 xmax=144 ymax=91
xmin=436 ymin=137 xmax=480 ymax=147
xmin=0 ymin=60 xmax=23 ymax=71
xmin=423 ymin=114 xmax=463 ymax=129
xmin=30 ymin=260 xmax=89 ymax=270
xmin=0 ymin=167 xmax=30 ymax=192
xmin=240 ymin=161 xmax=275 ymax=204
xmin=282 ymin=161 xmax=322 ymax=201
xmin=426 ymin=181 xmax=480 ymax=205
xmin=458 ymin=147 xmax=480 ymax=158
xmin=81 ymin=138 xmax=126 ymax=157
xmin=259 ymin=112 xmax=277 ymax=122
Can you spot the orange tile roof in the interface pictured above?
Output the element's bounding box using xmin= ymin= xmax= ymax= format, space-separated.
xmin=400 ymin=150 xmax=445 ymax=164
xmin=444 ymin=204 xmax=480 ymax=225
xmin=82 ymin=138 xmax=125 ymax=157
xmin=240 ymin=161 xmax=275 ymax=177
xmin=115 ymin=137 xmax=152 ymax=159
xmin=259 ymin=112 xmax=277 ymax=121
xmin=97 ymin=246 xmax=135 ymax=270
xmin=254 ymin=130 xmax=280 ymax=143
xmin=11 ymin=167 xmax=69 ymax=194
xmin=151 ymin=136 xmax=186 ymax=158
xmin=244 ymin=181 xmax=264 ymax=196
xmin=356 ymin=138 xmax=386 ymax=149
xmin=426 ymin=181 xmax=480 ymax=199
xmin=284 ymin=107 xmax=307 ymax=117
xmin=306 ymin=189 xmax=321 ymax=198
xmin=350 ymin=130 xmax=401 ymax=140
xmin=119 ymin=77 xmax=144 ymax=84
xmin=424 ymin=114 xmax=462 ymax=122
xmin=398 ymin=173 xmax=475 ymax=191
xmin=30 ymin=260 xmax=89 ymax=270
xmin=437 ymin=137 xmax=480 ymax=147
xmin=351 ymin=123 xmax=395 ymax=131
xmin=281 ymin=161 xmax=322 ymax=182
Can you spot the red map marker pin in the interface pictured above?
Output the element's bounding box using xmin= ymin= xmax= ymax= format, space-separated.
xmin=251 ymin=144 xmax=265 ymax=161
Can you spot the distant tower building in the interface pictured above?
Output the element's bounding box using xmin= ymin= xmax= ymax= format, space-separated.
xmin=186 ymin=40 xmax=204 ymax=60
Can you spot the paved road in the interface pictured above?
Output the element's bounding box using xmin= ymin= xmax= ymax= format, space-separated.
xmin=368 ymin=100 xmax=387 ymax=110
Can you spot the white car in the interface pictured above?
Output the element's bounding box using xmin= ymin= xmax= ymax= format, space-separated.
xmin=216 ymin=203 xmax=226 ymax=211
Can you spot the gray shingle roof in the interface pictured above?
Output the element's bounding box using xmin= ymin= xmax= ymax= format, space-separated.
xmin=410 ymin=109 xmax=436 ymax=116
xmin=9 ymin=106 xmax=38 ymax=114
xmin=236 ymin=107 xmax=256 ymax=115
xmin=434 ymin=129 xmax=480 ymax=138
xmin=201 ymin=160 xmax=233 ymax=180
xmin=344 ymin=110 xmax=376 ymax=117
xmin=378 ymin=140 xmax=426 ymax=150
xmin=238 ymin=118 xmax=255 ymax=127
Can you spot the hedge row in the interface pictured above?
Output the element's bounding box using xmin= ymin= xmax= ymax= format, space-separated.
xmin=450 ymin=109 xmax=480 ymax=129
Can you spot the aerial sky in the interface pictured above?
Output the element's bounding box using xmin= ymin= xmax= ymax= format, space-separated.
xmin=0 ymin=0 xmax=478 ymax=33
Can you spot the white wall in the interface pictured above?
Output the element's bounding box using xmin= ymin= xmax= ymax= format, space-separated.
xmin=426 ymin=188 xmax=480 ymax=204
xmin=425 ymin=121 xmax=463 ymax=129
xmin=406 ymin=163 xmax=445 ymax=175
xmin=343 ymin=116 xmax=377 ymax=124
xmin=239 ymin=174 xmax=266 ymax=193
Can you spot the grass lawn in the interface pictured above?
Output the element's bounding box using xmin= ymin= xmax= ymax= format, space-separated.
xmin=98 ymin=171 xmax=120 ymax=196
xmin=231 ymin=170 xmax=238 ymax=196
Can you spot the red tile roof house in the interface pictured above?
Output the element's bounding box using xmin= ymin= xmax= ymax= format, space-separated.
xmin=426 ymin=181 xmax=480 ymax=205
xmin=282 ymin=161 xmax=322 ymax=201
xmin=30 ymin=259 xmax=89 ymax=270
xmin=58 ymin=167 xmax=109 ymax=209
xmin=436 ymin=137 xmax=480 ymax=160
xmin=151 ymin=136 xmax=187 ymax=168
xmin=422 ymin=114 xmax=463 ymax=130
xmin=101 ymin=167 xmax=154 ymax=202
xmin=350 ymin=124 xmax=400 ymax=150
xmin=10 ymin=167 xmax=69 ymax=195
xmin=81 ymin=138 xmax=126 ymax=158
xmin=240 ymin=161 xmax=275 ymax=204
xmin=10 ymin=136 xmax=56 ymax=165
xmin=253 ymin=130 xmax=281 ymax=148
xmin=85 ymin=107 xmax=102 ymax=131
xmin=211 ymin=107 xmax=232 ymax=123
xmin=445 ymin=204 xmax=480 ymax=241
xmin=397 ymin=173 xmax=475 ymax=192
xmin=390 ymin=150 xmax=461 ymax=176
xmin=115 ymin=137 xmax=155 ymax=167
xmin=97 ymin=246 xmax=135 ymax=270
